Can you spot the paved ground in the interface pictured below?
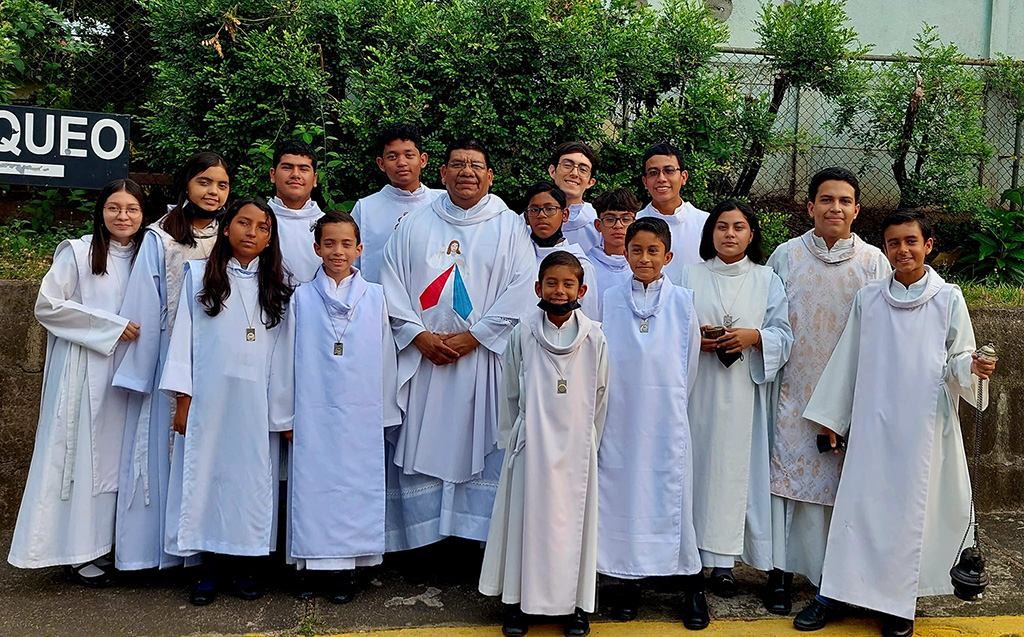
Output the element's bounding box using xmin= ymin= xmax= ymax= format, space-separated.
xmin=0 ymin=512 xmax=1021 ymax=636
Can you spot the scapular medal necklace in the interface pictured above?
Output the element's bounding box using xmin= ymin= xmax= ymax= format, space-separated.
xmin=320 ymin=283 xmax=362 ymax=356
xmin=539 ymin=337 xmax=582 ymax=395
xmin=237 ymin=286 xmax=258 ymax=342
xmin=708 ymin=259 xmax=752 ymax=328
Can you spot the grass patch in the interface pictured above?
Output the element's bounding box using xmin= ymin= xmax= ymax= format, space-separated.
xmin=956 ymin=279 xmax=1024 ymax=308
xmin=0 ymin=221 xmax=88 ymax=281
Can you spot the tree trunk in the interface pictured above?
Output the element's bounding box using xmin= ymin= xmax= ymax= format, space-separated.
xmin=733 ymin=72 xmax=788 ymax=198
xmin=894 ymin=73 xmax=925 ymax=208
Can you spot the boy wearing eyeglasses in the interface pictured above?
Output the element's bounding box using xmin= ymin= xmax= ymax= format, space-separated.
xmin=547 ymin=142 xmax=602 ymax=254
xmin=587 ymin=188 xmax=640 ymax=320
xmin=637 ymin=142 xmax=709 ymax=283
xmin=523 ymin=180 xmax=600 ymax=319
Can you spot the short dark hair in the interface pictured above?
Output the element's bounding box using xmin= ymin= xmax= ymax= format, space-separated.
xmin=808 ymin=166 xmax=860 ymax=204
xmin=538 ymin=250 xmax=585 ymax=285
xmin=626 ymin=216 xmax=671 ymax=253
xmin=641 ymin=141 xmax=686 ymax=172
xmin=548 ymin=141 xmax=599 ymax=179
xmin=377 ymin=123 xmax=424 ymax=155
xmin=699 ymin=199 xmax=765 ymax=263
xmin=593 ymin=187 xmax=641 ymax=215
xmin=881 ymin=209 xmax=933 ymax=242
xmin=314 ymin=210 xmax=361 ymax=245
xmin=523 ymin=180 xmax=567 ymax=211
xmin=445 ymin=139 xmax=490 ymax=169
xmin=273 ymin=140 xmax=318 ymax=171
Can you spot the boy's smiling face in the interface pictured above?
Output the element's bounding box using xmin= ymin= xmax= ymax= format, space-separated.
xmin=547 ymin=151 xmax=596 ymax=203
xmin=884 ymin=221 xmax=933 ymax=283
xmin=315 ymin=221 xmax=363 ymax=282
xmin=535 ymin=263 xmax=586 ymax=305
xmin=627 ymin=229 xmax=673 ymax=285
xmin=808 ymin=179 xmax=859 ymax=243
xmin=642 ymin=154 xmax=687 ymax=209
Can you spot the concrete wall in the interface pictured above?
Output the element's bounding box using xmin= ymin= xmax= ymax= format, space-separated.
xmin=0 ymin=280 xmax=1021 ymax=530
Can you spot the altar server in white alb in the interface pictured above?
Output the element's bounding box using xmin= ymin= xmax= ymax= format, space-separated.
xmin=546 ymin=141 xmax=601 ymax=253
xmin=268 ymin=140 xmax=324 ymax=284
xmin=480 ymin=251 xmax=608 ymax=637
xmin=113 ymin=152 xmax=229 ymax=573
xmin=680 ymin=200 xmax=792 ymax=602
xmin=380 ymin=140 xmax=536 ymax=550
xmin=598 ymin=217 xmax=709 ymax=631
xmin=352 ymin=123 xmax=443 ymax=284
xmin=286 ymin=211 xmax=400 ymax=605
xmin=765 ymin=167 xmax=890 ymax=616
xmin=585 ymin=188 xmax=638 ymax=319
xmin=636 ymin=142 xmax=709 ymax=279
xmin=795 ymin=210 xmax=995 ymax=637
xmin=522 ymin=180 xmax=599 ymax=319
xmin=161 ymin=198 xmax=295 ymax=606
xmin=9 ymin=180 xmax=145 ymax=587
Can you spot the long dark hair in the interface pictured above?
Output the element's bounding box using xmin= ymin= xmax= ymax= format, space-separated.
xmin=699 ymin=199 xmax=764 ymax=263
xmin=198 ymin=198 xmax=292 ymax=328
xmin=162 ymin=151 xmax=231 ymax=247
xmin=90 ymin=179 xmax=146 ymax=275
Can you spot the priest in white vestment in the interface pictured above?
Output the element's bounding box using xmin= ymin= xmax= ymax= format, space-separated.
xmin=764 ymin=168 xmax=890 ymax=614
xmin=797 ymin=211 xmax=993 ymax=637
xmin=680 ymin=200 xmax=792 ymax=598
xmin=547 ymin=141 xmax=602 ymax=253
xmin=380 ymin=141 xmax=536 ymax=550
xmin=353 ymin=123 xmax=443 ymax=284
xmin=480 ymin=252 xmax=607 ymax=637
xmin=636 ymin=142 xmax=709 ymax=281
xmin=268 ymin=140 xmax=325 ymax=284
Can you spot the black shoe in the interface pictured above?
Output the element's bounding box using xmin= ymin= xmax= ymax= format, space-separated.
xmin=189 ymin=575 xmax=217 ymax=606
xmin=708 ymin=568 xmax=738 ymax=598
xmin=793 ymin=599 xmax=841 ymax=631
xmin=292 ymin=571 xmax=315 ymax=601
xmin=502 ymin=605 xmax=528 ymax=637
xmin=228 ymin=573 xmax=261 ymax=601
xmin=607 ymin=580 xmax=640 ymax=621
xmin=65 ymin=561 xmax=115 ymax=589
xmin=563 ymin=608 xmax=590 ymax=637
xmin=681 ymin=589 xmax=710 ymax=630
xmin=325 ymin=570 xmax=355 ymax=605
xmin=763 ymin=569 xmax=794 ymax=615
xmin=881 ymin=614 xmax=914 ymax=637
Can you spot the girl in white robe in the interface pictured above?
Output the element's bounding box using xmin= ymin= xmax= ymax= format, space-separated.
xmin=680 ymin=199 xmax=792 ymax=596
xmin=113 ymin=152 xmax=229 ymax=572
xmin=9 ymin=179 xmax=146 ymax=586
xmin=160 ymin=198 xmax=294 ymax=605
xmin=479 ymin=251 xmax=608 ymax=637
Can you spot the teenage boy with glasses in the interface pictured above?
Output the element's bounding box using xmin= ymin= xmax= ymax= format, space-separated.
xmin=547 ymin=142 xmax=602 ymax=254
xmin=586 ymin=188 xmax=640 ymax=320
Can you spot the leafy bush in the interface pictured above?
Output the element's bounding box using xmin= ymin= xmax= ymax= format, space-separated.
xmin=0 ymin=0 xmax=92 ymax=105
xmin=956 ymin=188 xmax=1024 ymax=284
xmin=757 ymin=209 xmax=790 ymax=261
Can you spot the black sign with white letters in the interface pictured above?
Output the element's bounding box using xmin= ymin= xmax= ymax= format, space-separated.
xmin=0 ymin=105 xmax=130 ymax=189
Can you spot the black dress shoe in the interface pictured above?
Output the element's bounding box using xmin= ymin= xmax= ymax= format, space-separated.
xmin=189 ymin=576 xmax=217 ymax=606
xmin=763 ymin=569 xmax=794 ymax=615
xmin=607 ymin=580 xmax=640 ymax=621
xmin=681 ymin=589 xmax=710 ymax=630
xmin=563 ymin=608 xmax=590 ymax=637
xmin=881 ymin=614 xmax=915 ymax=637
xmin=793 ymin=599 xmax=841 ymax=631
xmin=65 ymin=562 xmax=115 ymax=589
xmin=293 ymin=571 xmax=315 ymax=601
xmin=228 ymin=574 xmax=261 ymax=601
xmin=708 ymin=569 xmax=738 ymax=598
xmin=502 ymin=605 xmax=528 ymax=637
xmin=325 ymin=570 xmax=356 ymax=605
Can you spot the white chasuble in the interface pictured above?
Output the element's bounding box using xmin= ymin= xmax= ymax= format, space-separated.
xmin=381 ymin=193 xmax=536 ymax=484
xmin=288 ymin=268 xmax=400 ymax=568
xmin=160 ymin=259 xmax=294 ymax=557
xmin=597 ymin=277 xmax=702 ymax=578
xmin=353 ymin=184 xmax=443 ymax=284
xmin=586 ymin=247 xmax=631 ymax=320
xmin=808 ymin=267 xmax=980 ymax=620
xmin=479 ymin=311 xmax=608 ymax=616
xmin=637 ymin=201 xmax=709 ymax=282
xmin=269 ymin=196 xmax=323 ymax=284
xmin=532 ymin=239 xmax=599 ymax=319
xmin=562 ymin=202 xmax=600 ymax=254
xmin=9 ymin=238 xmax=132 ymax=568
xmin=681 ymin=258 xmax=792 ymax=569
xmin=112 ymin=223 xmax=215 ymax=570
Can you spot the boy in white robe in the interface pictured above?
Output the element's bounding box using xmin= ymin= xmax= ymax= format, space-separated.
xmin=765 ymin=167 xmax=890 ymax=614
xmin=585 ymin=188 xmax=638 ymax=319
xmin=794 ymin=210 xmax=995 ymax=637
xmin=680 ymin=199 xmax=792 ymax=599
xmin=285 ymin=211 xmax=401 ymax=604
xmin=480 ymin=251 xmax=608 ymax=637
xmin=352 ymin=123 xmax=443 ymax=284
xmin=546 ymin=141 xmax=601 ymax=253
xmin=636 ymin=142 xmax=709 ymax=281
xmin=9 ymin=180 xmax=144 ymax=586
xmin=268 ymin=140 xmax=324 ymax=284
xmin=522 ymin=180 xmax=599 ymax=319
xmin=598 ymin=216 xmax=709 ymax=630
